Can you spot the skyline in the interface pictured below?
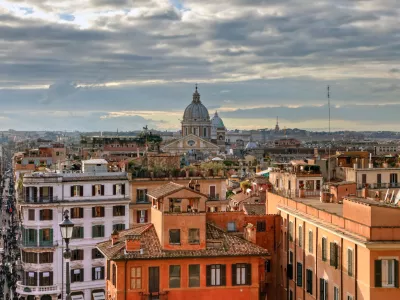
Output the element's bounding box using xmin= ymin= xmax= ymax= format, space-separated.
xmin=0 ymin=0 xmax=399 ymax=131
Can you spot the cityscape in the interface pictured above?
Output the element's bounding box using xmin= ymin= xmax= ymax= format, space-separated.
xmin=0 ymin=1 xmax=400 ymax=300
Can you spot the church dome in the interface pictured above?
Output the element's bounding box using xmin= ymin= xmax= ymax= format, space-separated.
xmin=211 ymin=111 xmax=225 ymax=128
xmin=245 ymin=141 xmax=258 ymax=150
xmin=183 ymin=87 xmax=210 ymax=121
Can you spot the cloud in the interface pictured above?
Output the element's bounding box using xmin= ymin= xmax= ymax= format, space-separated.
xmin=40 ymin=81 xmax=81 ymax=104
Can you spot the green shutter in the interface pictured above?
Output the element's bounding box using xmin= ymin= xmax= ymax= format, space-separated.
xmin=231 ymin=264 xmax=237 ymax=286
xmin=375 ymin=260 xmax=382 ymax=287
xmin=50 ymin=228 xmax=53 ymax=244
xmin=92 ymin=226 xmax=96 ymax=238
xmin=39 ymin=229 xmax=43 ymax=244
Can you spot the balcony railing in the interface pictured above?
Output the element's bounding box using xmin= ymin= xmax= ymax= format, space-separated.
xmin=357 ymin=183 xmax=400 ymax=189
xmin=24 ymin=196 xmax=58 ymax=203
xmin=21 ymin=240 xmax=56 ymax=247
xmin=16 ymin=281 xmax=60 ymax=295
xmin=208 ymin=194 xmax=220 ymax=201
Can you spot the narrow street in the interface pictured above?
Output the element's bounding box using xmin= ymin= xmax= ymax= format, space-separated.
xmin=0 ymin=145 xmax=21 ymax=300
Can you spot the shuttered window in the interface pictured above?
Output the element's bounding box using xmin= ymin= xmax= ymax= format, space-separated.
xmin=113 ymin=206 xmax=125 ymax=216
xmin=306 ymin=269 xmax=313 ymax=294
xmin=375 ymin=259 xmax=399 ymax=288
xmin=320 ymin=278 xmax=328 ymax=300
xmin=347 ymin=249 xmax=353 ymax=277
xmin=232 ymin=263 xmax=251 ymax=285
xmin=206 ymin=264 xmax=226 ymax=286
xmin=256 ymin=221 xmax=266 ymax=232
xmin=322 ymin=237 xmax=327 ymax=261
xmin=92 ymin=248 xmax=104 ymax=259
xmin=298 ymin=226 xmax=303 ymax=247
xmin=330 ymin=242 xmax=338 ymax=268
xmin=39 ymin=272 xmax=53 ymax=286
xmin=296 ymin=262 xmax=303 ymax=287
xmin=71 ymin=207 xmax=84 ymax=219
xmin=308 ymin=230 xmax=313 ymax=253
xmin=92 ymin=267 xmax=105 ymax=280
xmin=71 ymin=269 xmax=84 ymax=283
xmin=28 ymin=209 xmax=35 ymax=221
xmin=92 ymin=206 xmax=105 ymax=218
xmin=113 ymin=224 xmax=125 ymax=231
xmin=289 ymin=222 xmax=293 ymax=241
xmin=72 ymin=226 xmax=84 ymax=239
xmin=130 ymin=267 xmax=142 ymax=289
xmin=39 ymin=209 xmax=53 ymax=221
xmin=92 ymin=225 xmax=105 ymax=238
xmin=71 ymin=249 xmax=84 ymax=261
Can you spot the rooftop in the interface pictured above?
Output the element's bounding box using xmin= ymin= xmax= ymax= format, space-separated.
xmin=82 ymin=159 xmax=108 ymax=165
xmin=243 ymin=203 xmax=266 ymax=215
xmin=97 ymin=222 xmax=269 ymax=260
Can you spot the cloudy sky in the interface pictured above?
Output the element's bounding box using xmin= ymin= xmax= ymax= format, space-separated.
xmin=0 ymin=0 xmax=399 ymax=132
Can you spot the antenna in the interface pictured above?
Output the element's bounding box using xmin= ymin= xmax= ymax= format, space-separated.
xmin=327 ymin=85 xmax=331 ymax=184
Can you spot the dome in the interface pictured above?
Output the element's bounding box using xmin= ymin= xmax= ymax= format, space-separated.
xmin=183 ymin=87 xmax=210 ymax=121
xmin=211 ymin=111 xmax=225 ymax=128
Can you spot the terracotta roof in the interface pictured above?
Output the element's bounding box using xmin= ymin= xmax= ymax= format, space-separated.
xmin=243 ymin=203 xmax=266 ymax=215
xmin=147 ymin=182 xmax=208 ymax=199
xmin=97 ymin=222 xmax=269 ymax=260
xmin=147 ymin=182 xmax=185 ymax=199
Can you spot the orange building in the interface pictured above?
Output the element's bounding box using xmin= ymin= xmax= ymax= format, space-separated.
xmin=267 ymin=186 xmax=400 ymax=300
xmin=98 ymin=182 xmax=269 ymax=300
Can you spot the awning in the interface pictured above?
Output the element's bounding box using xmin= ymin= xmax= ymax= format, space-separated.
xmin=93 ymin=292 xmax=105 ymax=300
xmin=71 ymin=296 xmax=84 ymax=300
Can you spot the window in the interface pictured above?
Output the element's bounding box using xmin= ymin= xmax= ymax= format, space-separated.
xmin=347 ymin=295 xmax=354 ymax=300
xmin=306 ymin=269 xmax=313 ymax=294
xmin=322 ymin=237 xmax=327 ymax=261
xmin=296 ymin=262 xmax=303 ymax=287
xmin=188 ymin=228 xmax=200 ymax=244
xmin=114 ymin=184 xmax=126 ymax=195
xmin=24 ymin=272 xmax=37 ymax=286
xmin=70 ymin=207 xmax=84 ymax=219
xmin=113 ymin=224 xmax=125 ymax=231
xmin=232 ymin=263 xmax=251 ymax=285
xmin=39 ymin=272 xmax=53 ymax=286
xmin=39 ymin=209 xmax=53 ymax=221
xmin=136 ymin=189 xmax=148 ymax=202
xmin=390 ymin=173 xmax=398 ymax=186
xmin=206 ymin=264 xmax=226 ymax=286
xmin=375 ymin=259 xmax=399 ymax=287
xmin=189 ymin=265 xmax=200 ymax=287
xmin=28 ymin=209 xmax=35 ymax=221
xmin=227 ymin=222 xmax=236 ymax=232
xmin=330 ymin=242 xmax=339 ymax=268
xmin=288 ymin=251 xmax=293 ymax=280
xmin=72 ymin=227 xmax=84 ymax=239
xmin=265 ymin=260 xmax=271 ymax=273
xmin=308 ymin=230 xmax=313 ymax=253
xmin=289 ymin=222 xmax=293 ymax=241
xmin=347 ymin=249 xmax=353 ymax=277
xmin=71 ymin=269 xmax=84 ymax=283
xmin=256 ymin=221 xmax=266 ymax=232
xmin=289 ymin=290 xmax=293 ymax=300
xmin=39 ymin=228 xmax=53 ymax=246
xmin=92 ymin=184 xmax=104 ymax=196
xmin=92 ymin=225 xmax=105 ymax=238
xmin=71 ymin=185 xmax=83 ymax=197
xmin=136 ymin=210 xmax=148 ymax=223
xmin=334 ymin=286 xmax=340 ymax=300
xmin=130 ymin=267 xmax=142 ymax=289
xmin=169 ymin=229 xmax=180 ymax=244
xmin=23 ymin=228 xmax=37 ymax=245
xmin=39 ymin=252 xmax=53 ymax=263
xmin=316 ymin=180 xmax=321 ymax=190
xmin=92 ymin=248 xmax=104 ymax=259
xmin=298 ymin=226 xmax=303 ymax=247
xmin=92 ymin=206 xmax=105 ymax=218
xmin=377 ymin=174 xmax=382 ymax=186
xmin=22 ymin=251 xmax=37 ymax=264
xmin=112 ymin=264 xmax=116 ymax=286
xmin=92 ymin=267 xmax=105 ymax=280
xmin=71 ymin=249 xmax=84 ymax=261
xmin=320 ymin=278 xmax=328 ymax=300
xmin=169 ymin=265 xmax=181 ymax=288
xmin=113 ymin=206 xmax=125 ymax=216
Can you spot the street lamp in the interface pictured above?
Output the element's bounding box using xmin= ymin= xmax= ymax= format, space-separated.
xmin=59 ymin=210 xmax=74 ymax=300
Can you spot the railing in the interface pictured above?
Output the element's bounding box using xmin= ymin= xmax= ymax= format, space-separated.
xmin=24 ymin=196 xmax=58 ymax=203
xmin=357 ymin=183 xmax=400 ymax=189
xmin=21 ymin=240 xmax=57 ymax=247
xmin=16 ymin=281 xmax=60 ymax=294
xmin=272 ymin=188 xmax=325 ymax=199
xmin=208 ymin=193 xmax=220 ymax=201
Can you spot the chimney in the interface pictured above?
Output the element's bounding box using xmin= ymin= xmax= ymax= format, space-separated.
xmin=244 ymin=223 xmax=256 ymax=244
xmin=361 ymin=184 xmax=369 ymax=199
xmin=111 ymin=230 xmax=119 ymax=246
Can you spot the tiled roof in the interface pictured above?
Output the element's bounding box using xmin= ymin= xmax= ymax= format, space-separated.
xmin=147 ymin=182 xmax=185 ymax=199
xmin=243 ymin=203 xmax=266 ymax=215
xmin=97 ymin=222 xmax=269 ymax=260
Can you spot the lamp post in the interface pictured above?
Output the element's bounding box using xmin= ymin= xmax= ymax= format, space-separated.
xmin=59 ymin=210 xmax=74 ymax=300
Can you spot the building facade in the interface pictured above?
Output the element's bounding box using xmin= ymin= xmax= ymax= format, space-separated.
xmin=98 ymin=182 xmax=270 ymax=300
xmin=17 ymin=164 xmax=130 ymax=300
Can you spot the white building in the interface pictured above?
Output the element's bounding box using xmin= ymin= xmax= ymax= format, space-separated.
xmin=16 ymin=167 xmax=130 ymax=300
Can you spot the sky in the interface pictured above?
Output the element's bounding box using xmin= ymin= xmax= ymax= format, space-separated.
xmin=0 ymin=0 xmax=399 ymax=132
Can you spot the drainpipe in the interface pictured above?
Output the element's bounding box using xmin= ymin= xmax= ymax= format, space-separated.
xmin=286 ymin=213 xmax=289 ymax=300
xmin=355 ymin=245 xmax=358 ymax=300
xmin=315 ymin=227 xmax=318 ymax=300
xmin=303 ymin=222 xmax=306 ymax=300
xmin=340 ymin=238 xmax=343 ymax=300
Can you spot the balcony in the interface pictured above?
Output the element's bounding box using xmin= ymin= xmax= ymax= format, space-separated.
xmin=16 ymin=282 xmax=60 ymax=296
xmin=208 ymin=194 xmax=220 ymax=201
xmin=23 ymin=196 xmax=59 ymax=203
xmin=357 ymin=182 xmax=400 ymax=189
